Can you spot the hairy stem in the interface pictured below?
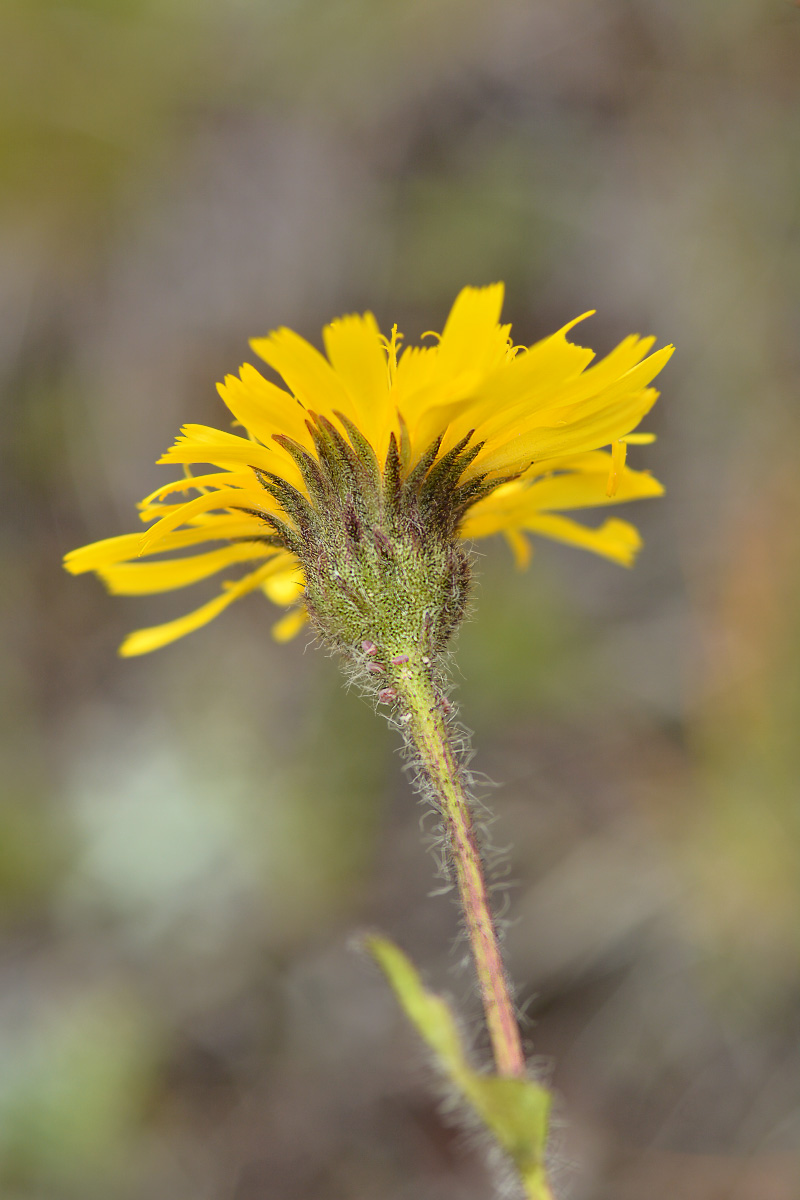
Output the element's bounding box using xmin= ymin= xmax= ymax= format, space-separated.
xmin=392 ymin=660 xmax=526 ymax=1079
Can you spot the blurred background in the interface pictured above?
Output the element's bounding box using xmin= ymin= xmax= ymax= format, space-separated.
xmin=2 ymin=1 xmax=800 ymax=1197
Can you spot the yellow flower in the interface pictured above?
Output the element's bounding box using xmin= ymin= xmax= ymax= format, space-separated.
xmin=64 ymin=284 xmax=671 ymax=655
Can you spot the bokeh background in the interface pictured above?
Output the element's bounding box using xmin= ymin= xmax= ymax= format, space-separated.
xmin=2 ymin=2 xmax=800 ymax=1197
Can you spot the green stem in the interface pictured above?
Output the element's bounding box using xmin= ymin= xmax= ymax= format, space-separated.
xmin=391 ymin=657 xmax=526 ymax=1079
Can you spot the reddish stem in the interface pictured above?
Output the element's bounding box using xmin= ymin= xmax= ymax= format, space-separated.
xmin=394 ymin=662 xmax=525 ymax=1078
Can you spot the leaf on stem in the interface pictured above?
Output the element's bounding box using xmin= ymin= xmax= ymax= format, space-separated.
xmin=366 ymin=935 xmax=554 ymax=1200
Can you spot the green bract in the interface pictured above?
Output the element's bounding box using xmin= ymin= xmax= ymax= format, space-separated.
xmin=258 ymin=415 xmax=501 ymax=669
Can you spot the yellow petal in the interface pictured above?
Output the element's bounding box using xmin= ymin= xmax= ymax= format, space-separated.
xmin=139 ymin=487 xmax=275 ymax=553
xmin=461 ymin=458 xmax=663 ymax=543
xmin=521 ymin=513 xmax=643 ymax=567
xmin=547 ymin=344 xmax=672 ymax=425
xmin=476 ymin=333 xmax=653 ymax=433
xmin=606 ymin=439 xmax=627 ymax=497
xmin=622 ymin=432 xmax=656 ymax=445
xmin=261 ymin=567 xmax=305 ymax=606
xmin=271 ymin=606 xmax=308 ymax=642
xmin=141 ymin=471 xmax=254 ymax=507
xmin=65 ymin=532 xmax=155 ymax=575
xmin=322 ymin=312 xmax=390 ymax=445
xmin=63 ymin=518 xmax=267 ymax=573
xmin=475 ymin=383 xmax=663 ymax=476
xmin=531 ymin=462 xmax=662 ymax=511
xmin=539 ymin=333 xmax=656 ymax=411
xmin=159 ymin=424 xmax=304 ymax=490
xmin=392 ymin=344 xmax=439 ymax=403
xmin=249 ymin=327 xmax=355 ymax=423
xmin=471 ymin=343 xmax=673 ymax=474
xmin=397 ymin=285 xmax=512 ymax=455
xmin=158 ymin=424 xmax=273 ymax=467
xmin=218 ymin=366 xmax=313 ymax=447
xmin=119 ymin=559 xmax=286 ymax=656
xmin=448 ymin=312 xmax=597 ymax=438
xmin=504 ymin=529 xmax=532 ymax=569
xmin=260 ymin=566 xmax=307 ymax=641
xmin=435 ymin=284 xmax=506 ymax=378
xmin=98 ymin=544 xmax=284 ymax=595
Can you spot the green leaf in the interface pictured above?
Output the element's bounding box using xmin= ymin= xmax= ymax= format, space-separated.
xmin=367 ymin=935 xmax=554 ymax=1200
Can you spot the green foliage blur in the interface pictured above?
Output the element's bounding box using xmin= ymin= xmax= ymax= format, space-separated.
xmin=2 ymin=2 xmax=799 ymax=1197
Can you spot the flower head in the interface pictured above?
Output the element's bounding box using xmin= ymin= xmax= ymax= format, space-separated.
xmin=65 ymin=284 xmax=671 ymax=657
